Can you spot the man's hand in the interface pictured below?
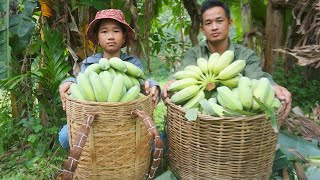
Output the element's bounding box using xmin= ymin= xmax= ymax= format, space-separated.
xmin=143 ymin=81 xmax=160 ymax=106
xmin=59 ymin=82 xmax=73 ymax=111
xmin=161 ymin=80 xmax=176 ymax=104
xmin=273 ymin=84 xmax=292 ymax=120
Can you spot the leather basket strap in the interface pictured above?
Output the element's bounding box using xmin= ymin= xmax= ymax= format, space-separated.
xmin=59 ymin=115 xmax=95 ymax=180
xmin=131 ymin=110 xmax=164 ymax=180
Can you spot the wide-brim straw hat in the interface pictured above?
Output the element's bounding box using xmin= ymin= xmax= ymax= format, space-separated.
xmin=86 ymin=9 xmax=134 ymax=48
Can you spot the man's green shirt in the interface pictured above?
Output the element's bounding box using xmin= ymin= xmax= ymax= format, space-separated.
xmin=182 ymin=39 xmax=275 ymax=84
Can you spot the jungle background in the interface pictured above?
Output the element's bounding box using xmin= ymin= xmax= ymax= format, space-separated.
xmin=0 ymin=0 xmax=319 ymax=179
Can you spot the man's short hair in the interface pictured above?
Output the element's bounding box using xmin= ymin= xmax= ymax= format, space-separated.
xmin=200 ymin=0 xmax=231 ymax=23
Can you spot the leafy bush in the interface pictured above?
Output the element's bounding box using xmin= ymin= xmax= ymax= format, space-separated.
xmin=0 ymin=26 xmax=71 ymax=178
xmin=272 ymin=60 xmax=320 ymax=113
xmin=0 ymin=88 xmax=67 ymax=177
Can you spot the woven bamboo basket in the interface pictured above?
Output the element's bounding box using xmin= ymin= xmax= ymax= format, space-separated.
xmin=166 ymin=101 xmax=284 ymax=180
xmin=65 ymin=94 xmax=153 ymax=180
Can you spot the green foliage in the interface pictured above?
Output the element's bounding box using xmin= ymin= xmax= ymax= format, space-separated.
xmin=229 ymin=5 xmax=242 ymax=42
xmin=149 ymin=1 xmax=188 ymax=70
xmin=0 ymin=0 xmax=9 ymax=79
xmin=0 ymin=89 xmax=67 ymax=178
xmin=251 ymin=0 xmax=267 ymax=25
xmin=33 ymin=26 xmax=72 ymax=97
xmin=273 ymin=60 xmax=320 ymax=113
xmin=271 ymin=130 xmax=320 ymax=179
xmin=0 ymin=91 xmax=13 ymax=153
xmin=0 ymin=0 xmax=7 ymax=12
xmin=144 ymin=52 xmax=170 ymax=86
xmin=154 ymin=101 xmax=167 ymax=133
xmin=144 ymin=56 xmax=170 ymax=133
xmin=279 ymin=130 xmax=320 ymax=159
xmin=0 ymin=148 xmax=66 ymax=179
xmin=0 ymin=24 xmax=70 ymax=179
xmin=272 ymin=148 xmax=295 ymax=179
xmin=284 ymin=8 xmax=293 ymax=37
xmin=77 ymin=0 xmax=118 ymax=10
xmin=1 ymin=26 xmax=71 ymax=116
xmin=0 ymin=0 xmax=37 ymax=79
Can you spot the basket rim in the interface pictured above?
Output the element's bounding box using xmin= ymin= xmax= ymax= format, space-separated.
xmin=166 ymin=100 xmax=285 ymax=121
xmin=66 ymin=93 xmax=152 ymax=106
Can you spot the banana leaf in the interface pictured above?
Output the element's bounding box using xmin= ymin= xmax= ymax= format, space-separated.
xmin=278 ymin=130 xmax=320 ymax=160
xmin=185 ymin=108 xmax=198 ymax=121
xmin=253 ymin=96 xmax=278 ymax=133
xmin=199 ymin=99 xmax=216 ymax=115
xmin=306 ymin=165 xmax=320 ymax=179
xmin=0 ymin=0 xmax=9 ymax=79
xmin=154 ymin=170 xmax=177 ymax=180
xmin=275 ymin=131 xmax=320 ymax=179
xmin=0 ymin=0 xmax=6 ymax=12
xmin=272 ymin=148 xmax=290 ymax=173
xmin=0 ymin=1 xmax=36 ymax=79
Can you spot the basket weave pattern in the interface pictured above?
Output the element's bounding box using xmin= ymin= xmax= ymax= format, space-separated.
xmin=167 ymin=102 xmax=281 ymax=180
xmin=66 ymin=95 xmax=153 ymax=179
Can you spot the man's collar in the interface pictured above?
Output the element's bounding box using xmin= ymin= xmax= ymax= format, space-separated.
xmin=202 ymin=37 xmax=235 ymax=53
xmin=227 ymin=38 xmax=235 ymax=51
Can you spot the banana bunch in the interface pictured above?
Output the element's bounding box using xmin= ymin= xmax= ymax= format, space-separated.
xmin=69 ymin=57 xmax=145 ymax=103
xmin=168 ymin=50 xmax=281 ymax=117
xmin=169 ymin=50 xmax=246 ymax=109
xmin=200 ymin=77 xmax=281 ymax=117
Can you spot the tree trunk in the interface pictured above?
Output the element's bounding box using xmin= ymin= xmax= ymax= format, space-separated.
xmin=182 ymin=0 xmax=200 ymax=46
xmin=7 ymin=0 xmax=19 ymax=119
xmin=39 ymin=8 xmax=49 ymax=126
xmin=241 ymin=0 xmax=252 ymax=48
xmin=264 ymin=1 xmax=285 ymax=74
xmin=143 ymin=0 xmax=155 ymax=72
xmin=180 ymin=0 xmax=186 ymax=53
xmin=242 ymin=0 xmax=265 ymax=59
xmin=127 ymin=0 xmax=143 ymax=59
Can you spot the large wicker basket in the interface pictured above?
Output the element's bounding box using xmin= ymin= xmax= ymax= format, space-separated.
xmin=166 ymin=101 xmax=284 ymax=180
xmin=65 ymin=95 xmax=154 ymax=179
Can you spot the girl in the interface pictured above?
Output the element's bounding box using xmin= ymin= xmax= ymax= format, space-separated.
xmin=58 ymin=9 xmax=160 ymax=148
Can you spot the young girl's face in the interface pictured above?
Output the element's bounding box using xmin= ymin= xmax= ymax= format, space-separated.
xmin=97 ymin=19 xmax=126 ymax=54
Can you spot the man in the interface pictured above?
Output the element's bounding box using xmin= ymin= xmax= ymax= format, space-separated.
xmin=163 ymin=0 xmax=291 ymax=119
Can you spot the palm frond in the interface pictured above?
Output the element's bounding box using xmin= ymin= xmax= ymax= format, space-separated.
xmin=33 ymin=26 xmax=71 ymax=96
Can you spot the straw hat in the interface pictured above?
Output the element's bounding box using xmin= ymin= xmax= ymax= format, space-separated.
xmin=86 ymin=9 xmax=134 ymax=47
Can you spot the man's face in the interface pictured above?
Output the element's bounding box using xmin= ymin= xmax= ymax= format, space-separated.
xmin=201 ymin=7 xmax=232 ymax=43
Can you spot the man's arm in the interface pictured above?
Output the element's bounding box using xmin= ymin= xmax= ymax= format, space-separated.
xmin=273 ymin=84 xmax=292 ymax=120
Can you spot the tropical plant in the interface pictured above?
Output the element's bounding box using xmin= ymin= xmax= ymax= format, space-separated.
xmin=149 ymin=0 xmax=189 ymax=71
xmin=0 ymin=25 xmax=70 ymax=179
xmin=273 ymin=60 xmax=320 ymax=113
xmin=32 ymin=26 xmax=72 ymax=124
xmin=272 ymin=131 xmax=320 ymax=179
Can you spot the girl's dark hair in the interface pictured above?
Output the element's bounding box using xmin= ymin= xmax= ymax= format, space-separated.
xmin=200 ymin=0 xmax=230 ymax=23
xmin=92 ymin=19 xmax=127 ymax=43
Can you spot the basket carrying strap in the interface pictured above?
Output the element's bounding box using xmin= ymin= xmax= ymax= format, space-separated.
xmin=59 ymin=114 xmax=95 ymax=180
xmin=132 ymin=110 xmax=164 ymax=180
